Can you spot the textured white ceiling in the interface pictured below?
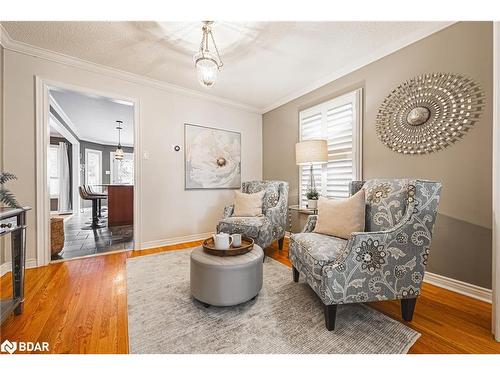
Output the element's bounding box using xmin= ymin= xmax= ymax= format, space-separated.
xmin=2 ymin=21 xmax=452 ymax=111
xmin=50 ymin=88 xmax=134 ymax=146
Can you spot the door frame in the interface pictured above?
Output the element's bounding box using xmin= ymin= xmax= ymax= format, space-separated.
xmin=493 ymin=21 xmax=500 ymax=342
xmin=35 ymin=77 xmax=142 ymax=266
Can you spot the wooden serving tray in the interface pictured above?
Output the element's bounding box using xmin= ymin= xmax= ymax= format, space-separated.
xmin=203 ymin=236 xmax=254 ymax=256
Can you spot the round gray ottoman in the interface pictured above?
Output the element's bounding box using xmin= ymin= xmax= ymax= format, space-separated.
xmin=190 ymin=245 xmax=264 ymax=307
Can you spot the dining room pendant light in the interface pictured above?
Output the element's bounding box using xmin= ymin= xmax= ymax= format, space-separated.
xmin=114 ymin=120 xmax=124 ymax=161
xmin=193 ymin=21 xmax=223 ymax=88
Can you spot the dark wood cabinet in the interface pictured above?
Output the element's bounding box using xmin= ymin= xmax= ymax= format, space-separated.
xmin=107 ymin=185 xmax=133 ymax=227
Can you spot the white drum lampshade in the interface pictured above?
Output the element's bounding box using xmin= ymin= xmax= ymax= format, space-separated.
xmin=295 ymin=140 xmax=328 ymax=165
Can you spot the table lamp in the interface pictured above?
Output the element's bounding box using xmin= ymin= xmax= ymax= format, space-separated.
xmin=295 ymin=139 xmax=328 ymax=195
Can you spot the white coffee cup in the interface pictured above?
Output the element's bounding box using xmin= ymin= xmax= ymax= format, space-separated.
xmin=213 ymin=233 xmax=233 ymax=250
xmin=232 ymin=233 xmax=242 ymax=247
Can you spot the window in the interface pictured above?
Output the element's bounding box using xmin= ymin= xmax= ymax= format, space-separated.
xmin=48 ymin=145 xmax=60 ymax=197
xmin=110 ymin=152 xmax=134 ymax=185
xmin=299 ymin=89 xmax=362 ymax=206
xmin=85 ymin=149 xmax=102 ymax=186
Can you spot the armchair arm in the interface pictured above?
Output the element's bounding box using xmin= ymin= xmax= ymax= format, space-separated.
xmin=321 ymin=226 xmax=423 ymax=305
xmin=302 ymin=215 xmax=318 ymax=233
xmin=223 ymin=205 xmax=234 ymax=218
xmin=264 ymin=183 xmax=289 ymax=239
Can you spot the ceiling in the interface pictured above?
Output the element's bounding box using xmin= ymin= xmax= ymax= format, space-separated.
xmin=50 ymin=88 xmax=134 ymax=146
xmin=2 ymin=21 xmax=452 ymax=112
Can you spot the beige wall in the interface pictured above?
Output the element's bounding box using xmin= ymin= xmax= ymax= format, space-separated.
xmin=263 ymin=22 xmax=493 ymax=288
xmin=1 ymin=48 xmax=262 ymax=267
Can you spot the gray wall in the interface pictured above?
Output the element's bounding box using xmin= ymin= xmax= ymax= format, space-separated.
xmin=262 ymin=22 xmax=493 ymax=288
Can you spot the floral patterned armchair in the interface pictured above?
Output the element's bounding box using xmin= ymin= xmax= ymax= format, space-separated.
xmin=289 ymin=179 xmax=442 ymax=331
xmin=217 ymin=181 xmax=289 ymax=255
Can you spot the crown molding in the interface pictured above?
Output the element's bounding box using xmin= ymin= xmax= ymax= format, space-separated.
xmin=49 ymin=94 xmax=82 ymax=139
xmin=0 ymin=24 xmax=261 ymax=114
xmin=262 ymin=21 xmax=457 ymax=114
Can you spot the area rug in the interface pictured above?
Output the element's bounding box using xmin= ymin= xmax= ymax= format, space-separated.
xmin=126 ymin=249 xmax=420 ymax=354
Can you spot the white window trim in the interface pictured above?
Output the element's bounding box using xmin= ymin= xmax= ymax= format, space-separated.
xmin=48 ymin=144 xmax=60 ymax=199
xmin=85 ymin=148 xmax=102 ymax=186
xmin=109 ymin=151 xmax=134 ymax=185
xmin=298 ymin=88 xmax=363 ymax=206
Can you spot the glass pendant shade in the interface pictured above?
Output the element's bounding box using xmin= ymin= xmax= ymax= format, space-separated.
xmin=115 ymin=146 xmax=124 ymax=160
xmin=115 ymin=120 xmax=124 ymax=160
xmin=193 ymin=22 xmax=223 ymax=88
xmin=195 ymin=53 xmax=219 ymax=88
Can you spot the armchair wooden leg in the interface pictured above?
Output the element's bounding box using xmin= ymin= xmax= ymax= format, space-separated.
xmin=324 ymin=304 xmax=337 ymax=331
xmin=401 ymin=298 xmax=417 ymax=321
xmin=292 ymin=266 xmax=299 ymax=282
xmin=278 ymin=237 xmax=284 ymax=251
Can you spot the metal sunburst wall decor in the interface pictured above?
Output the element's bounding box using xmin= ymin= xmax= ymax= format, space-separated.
xmin=376 ymin=73 xmax=484 ymax=155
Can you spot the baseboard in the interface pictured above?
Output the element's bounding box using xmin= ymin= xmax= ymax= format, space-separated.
xmin=139 ymin=232 xmax=214 ymax=251
xmin=424 ymin=271 xmax=492 ymax=303
xmin=0 ymin=258 xmax=38 ymax=277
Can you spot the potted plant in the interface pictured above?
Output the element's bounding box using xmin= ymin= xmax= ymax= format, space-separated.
xmin=306 ymin=187 xmax=319 ymax=209
xmin=0 ymin=172 xmax=20 ymax=208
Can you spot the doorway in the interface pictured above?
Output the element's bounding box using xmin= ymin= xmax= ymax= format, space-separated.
xmin=36 ymin=78 xmax=140 ymax=265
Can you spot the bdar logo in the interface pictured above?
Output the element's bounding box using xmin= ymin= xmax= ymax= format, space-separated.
xmin=1 ymin=339 xmax=17 ymax=354
xmin=0 ymin=339 xmax=48 ymax=354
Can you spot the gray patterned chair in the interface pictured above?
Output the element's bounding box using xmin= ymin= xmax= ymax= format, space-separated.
xmin=289 ymin=179 xmax=442 ymax=331
xmin=217 ymin=181 xmax=289 ymax=256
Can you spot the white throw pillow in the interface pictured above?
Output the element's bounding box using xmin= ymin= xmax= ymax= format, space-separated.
xmin=313 ymin=189 xmax=366 ymax=239
xmin=233 ymin=190 xmax=265 ymax=217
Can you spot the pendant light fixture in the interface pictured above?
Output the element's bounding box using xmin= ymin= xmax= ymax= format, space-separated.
xmin=114 ymin=120 xmax=124 ymax=161
xmin=193 ymin=21 xmax=223 ymax=88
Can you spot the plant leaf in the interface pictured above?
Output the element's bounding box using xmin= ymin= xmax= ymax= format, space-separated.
xmin=0 ymin=172 xmax=17 ymax=185
xmin=0 ymin=187 xmax=21 ymax=208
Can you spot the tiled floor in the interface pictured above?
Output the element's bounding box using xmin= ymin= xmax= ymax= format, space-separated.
xmin=51 ymin=208 xmax=133 ymax=260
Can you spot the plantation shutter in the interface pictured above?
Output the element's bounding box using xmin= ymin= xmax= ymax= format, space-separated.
xmin=299 ymin=111 xmax=323 ymax=205
xmin=299 ymin=89 xmax=362 ymax=206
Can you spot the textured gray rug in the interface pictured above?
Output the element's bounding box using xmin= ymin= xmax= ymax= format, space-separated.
xmin=127 ymin=249 xmax=420 ymax=354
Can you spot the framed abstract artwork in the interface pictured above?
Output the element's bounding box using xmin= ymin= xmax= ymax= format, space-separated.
xmin=184 ymin=123 xmax=241 ymax=189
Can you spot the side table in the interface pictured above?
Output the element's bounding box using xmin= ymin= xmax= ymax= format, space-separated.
xmin=0 ymin=206 xmax=31 ymax=324
xmin=287 ymin=205 xmax=318 ymax=234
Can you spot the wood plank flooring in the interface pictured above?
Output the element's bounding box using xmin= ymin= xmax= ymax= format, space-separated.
xmin=1 ymin=239 xmax=499 ymax=354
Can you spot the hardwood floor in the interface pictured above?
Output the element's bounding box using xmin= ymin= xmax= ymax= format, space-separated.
xmin=1 ymin=238 xmax=499 ymax=354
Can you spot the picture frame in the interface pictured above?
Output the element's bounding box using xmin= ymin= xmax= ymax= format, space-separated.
xmin=184 ymin=123 xmax=241 ymax=190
